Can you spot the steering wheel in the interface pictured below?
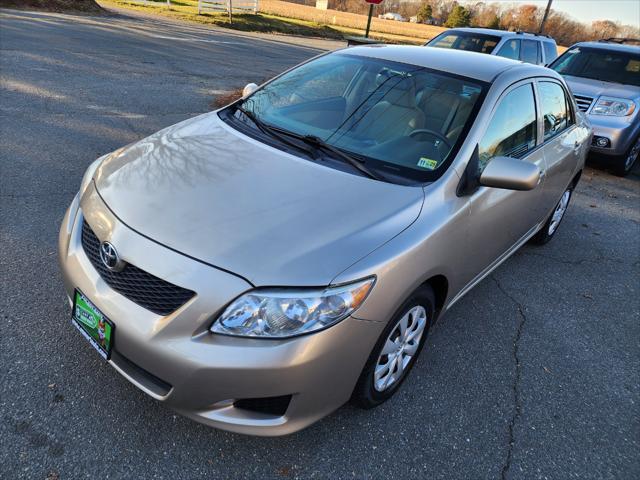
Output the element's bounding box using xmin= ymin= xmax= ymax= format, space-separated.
xmin=409 ymin=129 xmax=452 ymax=150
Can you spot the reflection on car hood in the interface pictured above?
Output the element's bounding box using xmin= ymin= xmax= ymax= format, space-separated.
xmin=94 ymin=112 xmax=424 ymax=286
xmin=564 ymin=75 xmax=640 ymax=101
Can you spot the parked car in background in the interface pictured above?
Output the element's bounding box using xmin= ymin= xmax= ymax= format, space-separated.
xmin=59 ymin=46 xmax=590 ymax=436
xmin=550 ymin=38 xmax=640 ymax=176
xmin=426 ymin=28 xmax=558 ymax=66
xmin=379 ymin=12 xmax=407 ymax=22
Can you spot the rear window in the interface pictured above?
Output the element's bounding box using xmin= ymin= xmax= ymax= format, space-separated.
xmin=551 ymin=46 xmax=640 ymax=87
xmin=428 ymin=33 xmax=501 ymax=54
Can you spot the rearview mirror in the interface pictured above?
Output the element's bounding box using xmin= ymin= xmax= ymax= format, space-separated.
xmin=479 ymin=156 xmax=540 ymax=191
xmin=242 ymin=83 xmax=259 ymax=98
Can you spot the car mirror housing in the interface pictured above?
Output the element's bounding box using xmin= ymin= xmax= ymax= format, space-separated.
xmin=479 ymin=156 xmax=541 ymax=191
xmin=242 ymin=83 xmax=259 ymax=98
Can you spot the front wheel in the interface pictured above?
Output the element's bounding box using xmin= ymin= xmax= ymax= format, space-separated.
xmin=351 ymin=286 xmax=434 ymax=409
xmin=530 ymin=187 xmax=572 ymax=245
xmin=613 ymin=136 xmax=640 ymax=177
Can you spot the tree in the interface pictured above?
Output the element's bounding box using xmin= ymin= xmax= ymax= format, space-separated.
xmin=487 ymin=15 xmax=500 ymax=29
xmin=445 ymin=5 xmax=471 ymax=27
xmin=590 ymin=20 xmax=620 ymax=40
xmin=417 ymin=2 xmax=433 ymax=24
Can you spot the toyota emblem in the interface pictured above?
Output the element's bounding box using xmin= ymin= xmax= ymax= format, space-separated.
xmin=100 ymin=241 xmax=124 ymax=272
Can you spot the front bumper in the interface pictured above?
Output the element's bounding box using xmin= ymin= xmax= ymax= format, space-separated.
xmin=58 ymin=185 xmax=384 ymax=436
xmin=587 ymin=114 xmax=639 ymax=158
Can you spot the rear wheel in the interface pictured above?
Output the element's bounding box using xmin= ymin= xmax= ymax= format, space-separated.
xmin=531 ymin=187 xmax=572 ymax=245
xmin=613 ymin=136 xmax=640 ymax=177
xmin=351 ymin=286 xmax=434 ymax=409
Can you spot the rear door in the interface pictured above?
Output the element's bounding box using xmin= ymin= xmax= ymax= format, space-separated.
xmin=535 ymin=79 xmax=580 ymax=213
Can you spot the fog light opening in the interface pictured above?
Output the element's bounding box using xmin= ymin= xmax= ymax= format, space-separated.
xmin=593 ymin=136 xmax=611 ymax=148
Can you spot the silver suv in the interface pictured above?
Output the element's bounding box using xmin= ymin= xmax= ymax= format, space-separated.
xmin=550 ymin=39 xmax=640 ymax=176
xmin=426 ymin=28 xmax=558 ymax=66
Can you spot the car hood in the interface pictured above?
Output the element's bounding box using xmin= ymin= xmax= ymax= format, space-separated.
xmin=564 ymin=75 xmax=640 ymax=101
xmin=94 ymin=112 xmax=424 ymax=286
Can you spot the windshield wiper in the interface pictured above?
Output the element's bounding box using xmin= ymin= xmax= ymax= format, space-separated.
xmin=235 ymin=104 xmax=384 ymax=181
xmin=270 ymin=128 xmax=383 ymax=181
xmin=234 ymin=105 xmax=316 ymax=158
xmin=298 ymin=134 xmax=382 ymax=181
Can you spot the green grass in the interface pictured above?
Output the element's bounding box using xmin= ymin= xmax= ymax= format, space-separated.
xmin=101 ymin=0 xmax=347 ymax=40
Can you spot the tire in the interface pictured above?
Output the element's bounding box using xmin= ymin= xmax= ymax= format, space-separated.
xmin=613 ymin=136 xmax=640 ymax=177
xmin=351 ymin=285 xmax=435 ymax=409
xmin=530 ymin=186 xmax=573 ymax=245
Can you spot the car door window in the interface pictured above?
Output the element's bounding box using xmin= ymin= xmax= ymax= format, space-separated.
xmin=543 ymin=42 xmax=557 ymax=64
xmin=496 ymin=39 xmax=520 ymax=60
xmin=538 ymin=81 xmax=571 ymax=141
xmin=521 ymin=40 xmax=539 ymax=64
xmin=478 ymin=84 xmax=537 ymax=171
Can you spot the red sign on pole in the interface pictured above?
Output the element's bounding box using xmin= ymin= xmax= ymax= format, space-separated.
xmin=365 ymin=0 xmax=383 ymax=4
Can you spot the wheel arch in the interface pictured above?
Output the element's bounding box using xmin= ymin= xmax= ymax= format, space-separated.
xmin=421 ymin=274 xmax=448 ymax=320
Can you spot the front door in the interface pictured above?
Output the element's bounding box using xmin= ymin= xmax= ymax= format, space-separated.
xmin=464 ymin=81 xmax=547 ymax=284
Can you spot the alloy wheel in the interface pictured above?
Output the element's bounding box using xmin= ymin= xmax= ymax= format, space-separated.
xmin=548 ymin=190 xmax=571 ymax=236
xmin=374 ymin=305 xmax=427 ymax=392
xmin=624 ymin=137 xmax=640 ymax=172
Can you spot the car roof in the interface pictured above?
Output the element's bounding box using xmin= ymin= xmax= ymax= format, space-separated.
xmin=570 ymin=41 xmax=640 ymax=53
xmin=341 ymin=45 xmax=553 ymax=83
xmin=443 ymin=27 xmax=556 ymax=43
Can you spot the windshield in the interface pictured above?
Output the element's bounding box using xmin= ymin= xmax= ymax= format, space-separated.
xmin=428 ymin=32 xmax=501 ymax=54
xmin=551 ymin=46 xmax=640 ymax=87
xmin=229 ymin=53 xmax=486 ymax=182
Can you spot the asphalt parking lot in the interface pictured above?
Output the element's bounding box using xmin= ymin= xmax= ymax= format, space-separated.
xmin=1 ymin=7 xmax=639 ymax=480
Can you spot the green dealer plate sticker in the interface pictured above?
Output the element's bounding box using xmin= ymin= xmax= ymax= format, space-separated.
xmin=71 ymin=289 xmax=114 ymax=360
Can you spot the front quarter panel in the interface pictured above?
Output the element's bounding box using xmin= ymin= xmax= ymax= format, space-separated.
xmin=332 ymin=168 xmax=469 ymax=323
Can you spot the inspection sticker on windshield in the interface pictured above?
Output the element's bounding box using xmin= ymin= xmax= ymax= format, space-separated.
xmin=417 ymin=157 xmax=438 ymax=170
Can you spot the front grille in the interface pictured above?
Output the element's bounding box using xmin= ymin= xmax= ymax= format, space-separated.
xmin=574 ymin=94 xmax=594 ymax=112
xmin=81 ymin=219 xmax=195 ymax=316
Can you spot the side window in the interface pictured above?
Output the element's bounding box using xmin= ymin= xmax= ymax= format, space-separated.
xmin=479 ymin=84 xmax=537 ymax=171
xmin=521 ymin=40 xmax=539 ymax=64
xmin=543 ymin=42 xmax=557 ymax=64
xmin=538 ymin=81 xmax=571 ymax=141
xmin=496 ymin=39 xmax=520 ymax=60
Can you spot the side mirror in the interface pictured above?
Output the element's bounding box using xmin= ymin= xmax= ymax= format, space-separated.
xmin=479 ymin=156 xmax=540 ymax=191
xmin=242 ymin=83 xmax=259 ymax=98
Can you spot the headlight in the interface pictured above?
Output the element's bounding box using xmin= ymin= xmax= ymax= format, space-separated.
xmin=211 ymin=277 xmax=375 ymax=338
xmin=591 ymin=97 xmax=636 ymax=116
xmin=79 ymin=157 xmax=104 ymax=196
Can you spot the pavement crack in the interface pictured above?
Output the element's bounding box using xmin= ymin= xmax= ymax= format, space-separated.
xmin=491 ymin=275 xmax=526 ymax=480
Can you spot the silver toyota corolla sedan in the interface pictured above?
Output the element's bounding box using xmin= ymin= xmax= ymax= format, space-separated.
xmin=59 ymin=45 xmax=591 ymax=436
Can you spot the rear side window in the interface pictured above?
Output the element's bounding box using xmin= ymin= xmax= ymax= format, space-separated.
xmin=496 ymin=39 xmax=520 ymax=60
xmin=538 ymin=81 xmax=571 ymax=141
xmin=521 ymin=40 xmax=539 ymax=64
xmin=479 ymin=84 xmax=537 ymax=171
xmin=543 ymin=42 xmax=557 ymax=64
